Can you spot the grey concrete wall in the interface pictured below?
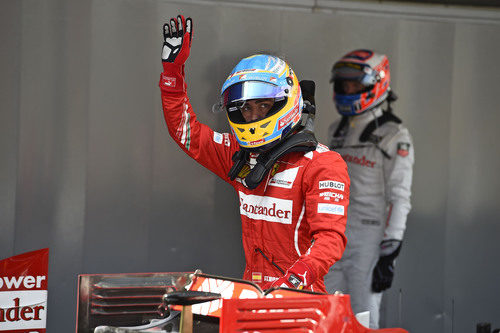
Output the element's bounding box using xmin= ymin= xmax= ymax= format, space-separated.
xmin=1 ymin=0 xmax=499 ymax=331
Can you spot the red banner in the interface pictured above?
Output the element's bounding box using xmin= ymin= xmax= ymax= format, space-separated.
xmin=0 ymin=248 xmax=49 ymax=333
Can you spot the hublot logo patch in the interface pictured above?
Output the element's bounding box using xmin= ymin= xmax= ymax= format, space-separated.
xmin=319 ymin=180 xmax=345 ymax=191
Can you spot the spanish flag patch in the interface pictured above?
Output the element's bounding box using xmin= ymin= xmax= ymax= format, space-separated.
xmin=252 ymin=272 xmax=262 ymax=283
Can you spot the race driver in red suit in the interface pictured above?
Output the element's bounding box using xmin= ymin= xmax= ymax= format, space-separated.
xmin=159 ymin=15 xmax=350 ymax=293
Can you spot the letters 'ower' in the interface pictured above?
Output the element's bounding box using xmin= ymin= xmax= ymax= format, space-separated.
xmin=0 ymin=248 xmax=49 ymax=333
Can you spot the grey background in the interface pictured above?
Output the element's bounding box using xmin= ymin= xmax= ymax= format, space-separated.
xmin=1 ymin=0 xmax=500 ymax=332
xmin=384 ymin=0 xmax=500 ymax=8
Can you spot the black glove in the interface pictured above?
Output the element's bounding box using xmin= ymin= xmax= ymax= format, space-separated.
xmin=162 ymin=15 xmax=193 ymax=65
xmin=160 ymin=15 xmax=192 ymax=92
xmin=371 ymin=239 xmax=402 ymax=293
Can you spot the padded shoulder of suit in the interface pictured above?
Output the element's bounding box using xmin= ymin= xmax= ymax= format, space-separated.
xmin=376 ymin=121 xmax=412 ymax=150
xmin=304 ymin=143 xmax=345 ymax=166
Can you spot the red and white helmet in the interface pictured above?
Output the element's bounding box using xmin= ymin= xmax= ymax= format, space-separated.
xmin=330 ymin=49 xmax=390 ymax=116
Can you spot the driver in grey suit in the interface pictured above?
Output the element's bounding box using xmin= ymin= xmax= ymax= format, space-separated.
xmin=323 ymin=49 xmax=414 ymax=329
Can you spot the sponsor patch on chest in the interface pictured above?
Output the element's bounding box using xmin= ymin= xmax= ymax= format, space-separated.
xmin=268 ymin=167 xmax=299 ymax=189
xmin=342 ymin=153 xmax=376 ymax=168
xmin=238 ymin=192 xmax=293 ymax=224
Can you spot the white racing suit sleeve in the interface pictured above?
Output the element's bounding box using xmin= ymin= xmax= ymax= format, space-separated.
xmin=381 ymin=127 xmax=414 ymax=241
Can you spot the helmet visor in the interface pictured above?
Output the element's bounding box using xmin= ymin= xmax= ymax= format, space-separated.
xmin=331 ymin=62 xmax=378 ymax=94
xmin=223 ymin=81 xmax=286 ymax=110
xmin=332 ymin=62 xmax=366 ymax=81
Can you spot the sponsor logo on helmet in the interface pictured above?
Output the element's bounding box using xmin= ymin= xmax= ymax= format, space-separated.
xmin=268 ymin=58 xmax=286 ymax=74
xmin=334 ymin=61 xmax=363 ymax=71
xmin=234 ymin=69 xmax=256 ymax=75
xmin=227 ymin=69 xmax=257 ymax=80
xmin=238 ymin=192 xmax=292 ymax=224
xmin=344 ymin=49 xmax=374 ymax=61
xmin=248 ymin=138 xmax=266 ymax=146
xmin=317 ymin=203 xmax=345 ymax=215
xmin=318 ymin=180 xmax=345 ymax=191
xmin=278 ymin=104 xmax=300 ymax=130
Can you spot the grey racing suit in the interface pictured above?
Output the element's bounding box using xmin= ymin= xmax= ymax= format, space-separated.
xmin=323 ymin=106 xmax=414 ymax=328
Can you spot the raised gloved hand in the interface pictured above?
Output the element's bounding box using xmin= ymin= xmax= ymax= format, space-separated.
xmin=160 ymin=15 xmax=192 ymax=92
xmin=162 ymin=15 xmax=192 ymax=65
xmin=371 ymin=239 xmax=402 ymax=293
xmin=270 ymin=260 xmax=315 ymax=290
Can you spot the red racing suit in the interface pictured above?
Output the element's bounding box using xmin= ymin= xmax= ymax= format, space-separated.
xmin=160 ymin=69 xmax=350 ymax=293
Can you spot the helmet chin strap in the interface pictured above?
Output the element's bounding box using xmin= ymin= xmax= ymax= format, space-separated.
xmin=228 ymin=80 xmax=318 ymax=190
